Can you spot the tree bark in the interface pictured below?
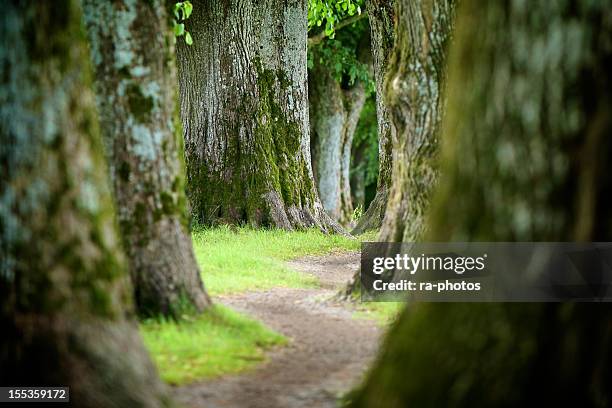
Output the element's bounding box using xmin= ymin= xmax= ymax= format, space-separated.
xmin=309 ymin=41 xmax=370 ymax=226
xmin=83 ymin=0 xmax=211 ymax=318
xmin=176 ymin=0 xmax=343 ymax=233
xmin=0 ymin=1 xmax=169 ymax=405
xmin=349 ymin=0 xmax=612 ymax=406
xmin=352 ymin=0 xmax=395 ymax=234
xmin=377 ymin=0 xmax=455 ymax=242
xmin=345 ymin=0 xmax=454 ymax=296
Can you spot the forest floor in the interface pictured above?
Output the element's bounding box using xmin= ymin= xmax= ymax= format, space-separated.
xmin=173 ymin=251 xmax=384 ymax=408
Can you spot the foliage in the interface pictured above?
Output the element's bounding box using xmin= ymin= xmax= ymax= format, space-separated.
xmin=352 ymin=96 xmax=379 ymax=186
xmin=192 ymin=226 xmax=359 ymax=295
xmin=351 ymin=205 xmax=364 ymax=223
xmin=308 ymin=17 xmax=373 ymax=91
xmin=308 ymin=0 xmax=364 ymax=38
xmin=173 ymin=1 xmax=193 ymax=45
xmin=141 ymin=305 xmax=286 ymax=384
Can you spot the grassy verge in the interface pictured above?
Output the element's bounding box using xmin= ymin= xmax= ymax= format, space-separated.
xmin=193 ymin=226 xmax=361 ymax=295
xmin=141 ymin=305 xmax=287 ymax=385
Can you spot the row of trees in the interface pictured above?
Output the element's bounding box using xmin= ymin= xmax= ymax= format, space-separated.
xmin=2 ymin=0 xmax=611 ymax=406
xmin=0 ymin=0 xmax=383 ymax=403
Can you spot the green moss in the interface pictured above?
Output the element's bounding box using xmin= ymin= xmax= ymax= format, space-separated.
xmin=252 ymin=57 xmax=314 ymax=209
xmin=159 ymin=190 xmax=174 ymax=214
xmin=118 ymin=161 xmax=130 ymax=181
xmin=276 ymin=68 xmax=291 ymax=90
xmin=185 ymin=57 xmax=316 ymax=227
xmin=126 ymin=83 xmax=154 ymax=122
xmin=171 ymin=95 xmax=190 ymax=229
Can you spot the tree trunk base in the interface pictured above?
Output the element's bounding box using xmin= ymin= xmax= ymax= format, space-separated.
xmin=264 ymin=191 xmax=347 ymax=234
xmin=1 ymin=315 xmax=170 ymax=407
xmin=133 ymin=218 xmax=211 ymax=318
xmin=352 ymin=188 xmax=388 ymax=235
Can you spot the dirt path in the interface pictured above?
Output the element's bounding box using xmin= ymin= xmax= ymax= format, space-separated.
xmin=173 ymin=251 xmax=383 ymax=408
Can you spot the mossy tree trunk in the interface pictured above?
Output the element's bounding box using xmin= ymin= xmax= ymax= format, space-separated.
xmin=349 ymin=1 xmax=612 ymax=407
xmin=176 ymin=0 xmax=343 ymax=233
xmin=0 ymin=1 xmax=169 ymax=405
xmin=345 ymin=0 xmax=454 ymax=296
xmin=309 ymin=40 xmax=370 ymax=226
xmin=352 ymin=0 xmax=395 ymax=234
xmin=83 ymin=0 xmax=210 ymax=318
xmin=378 ymin=0 xmax=455 ymax=242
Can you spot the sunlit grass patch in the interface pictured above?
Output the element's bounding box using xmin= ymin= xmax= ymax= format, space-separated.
xmin=192 ymin=226 xmax=360 ymax=295
xmin=141 ymin=305 xmax=287 ymax=385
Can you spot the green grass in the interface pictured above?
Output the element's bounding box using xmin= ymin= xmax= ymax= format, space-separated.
xmin=193 ymin=226 xmax=361 ymax=295
xmin=353 ymin=302 xmax=404 ymax=325
xmin=143 ymin=226 xmax=383 ymax=385
xmin=141 ymin=305 xmax=287 ymax=385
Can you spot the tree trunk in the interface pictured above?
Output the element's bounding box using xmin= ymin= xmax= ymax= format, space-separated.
xmin=349 ymin=0 xmax=612 ymax=406
xmin=377 ymin=0 xmax=455 ymax=242
xmin=350 ymin=141 xmax=367 ymax=210
xmin=83 ymin=0 xmax=210 ymax=318
xmin=352 ymin=0 xmax=395 ymax=234
xmin=345 ymin=0 xmax=454 ymax=296
xmin=0 ymin=1 xmax=169 ymax=405
xmin=309 ymin=45 xmax=369 ymax=226
xmin=176 ymin=0 xmax=342 ymax=233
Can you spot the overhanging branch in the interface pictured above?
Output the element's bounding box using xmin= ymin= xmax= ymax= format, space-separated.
xmin=308 ymin=12 xmax=368 ymax=46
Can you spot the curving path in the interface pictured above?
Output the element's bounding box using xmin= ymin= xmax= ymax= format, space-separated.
xmin=173 ymin=252 xmax=383 ymax=408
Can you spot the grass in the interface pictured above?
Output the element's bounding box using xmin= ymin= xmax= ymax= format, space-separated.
xmin=143 ymin=226 xmax=385 ymax=385
xmin=141 ymin=305 xmax=287 ymax=385
xmin=353 ymin=302 xmax=404 ymax=325
xmin=193 ymin=226 xmax=362 ymax=295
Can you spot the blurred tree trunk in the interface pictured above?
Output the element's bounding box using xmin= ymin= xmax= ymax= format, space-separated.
xmin=352 ymin=0 xmax=395 ymax=234
xmin=349 ymin=0 xmax=612 ymax=407
xmin=176 ymin=0 xmax=342 ymax=233
xmin=0 ymin=1 xmax=169 ymax=405
xmin=83 ymin=0 xmax=210 ymax=318
xmin=309 ymin=39 xmax=370 ymax=226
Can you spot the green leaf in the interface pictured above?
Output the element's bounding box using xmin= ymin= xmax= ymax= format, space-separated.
xmin=174 ymin=23 xmax=185 ymax=36
xmin=185 ymin=31 xmax=193 ymax=45
xmin=183 ymin=1 xmax=193 ymax=19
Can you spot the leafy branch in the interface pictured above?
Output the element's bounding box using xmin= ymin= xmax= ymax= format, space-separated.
xmin=173 ymin=1 xmax=193 ymax=45
xmin=307 ymin=0 xmax=364 ymax=40
xmin=308 ymin=12 xmax=367 ymax=45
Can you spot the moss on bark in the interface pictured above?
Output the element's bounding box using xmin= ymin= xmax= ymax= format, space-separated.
xmin=177 ymin=0 xmax=343 ymax=233
xmin=348 ymin=0 xmax=612 ymax=406
xmin=83 ymin=0 xmax=210 ymax=318
xmin=0 ymin=1 xmax=169 ymax=404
